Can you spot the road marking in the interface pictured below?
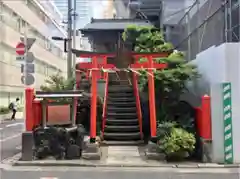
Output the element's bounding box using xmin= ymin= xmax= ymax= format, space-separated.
xmin=6 ymin=122 xmax=24 ymax=128
xmin=0 ymin=133 xmax=21 ymax=142
xmin=40 ymin=178 xmax=58 ymax=179
xmin=1 ymin=153 xmax=21 ymax=164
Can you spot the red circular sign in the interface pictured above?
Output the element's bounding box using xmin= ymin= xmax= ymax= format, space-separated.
xmin=16 ymin=42 xmax=25 ymax=55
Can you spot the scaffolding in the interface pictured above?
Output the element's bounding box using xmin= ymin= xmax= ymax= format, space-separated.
xmin=171 ymin=0 xmax=240 ymax=61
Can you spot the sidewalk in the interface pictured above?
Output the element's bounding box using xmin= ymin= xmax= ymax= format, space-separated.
xmin=0 ymin=112 xmax=23 ymax=121
xmin=2 ymin=144 xmax=240 ymax=169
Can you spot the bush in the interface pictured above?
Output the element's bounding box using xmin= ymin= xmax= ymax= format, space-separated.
xmin=159 ymin=127 xmax=196 ymax=160
xmin=40 ymin=73 xmax=75 ymax=103
xmin=0 ymin=107 xmax=10 ymax=114
xmin=0 ymin=106 xmax=23 ymax=115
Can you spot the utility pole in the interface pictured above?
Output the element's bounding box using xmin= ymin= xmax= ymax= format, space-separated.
xmin=67 ymin=0 xmax=73 ymax=79
xmin=72 ymin=0 xmax=77 ymax=79
xmin=160 ymin=1 xmax=164 ymax=30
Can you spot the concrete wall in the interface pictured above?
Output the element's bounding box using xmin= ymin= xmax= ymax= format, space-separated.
xmin=183 ymin=43 xmax=240 ymax=163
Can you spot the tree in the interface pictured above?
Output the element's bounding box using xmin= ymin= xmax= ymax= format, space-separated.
xmin=122 ymin=25 xmax=199 ymax=120
xmin=40 ymin=72 xmax=75 ymax=92
xmin=122 ymin=25 xmax=199 ymax=159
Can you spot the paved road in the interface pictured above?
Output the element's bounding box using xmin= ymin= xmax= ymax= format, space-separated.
xmin=1 ymin=167 xmax=240 ymax=179
xmin=0 ymin=117 xmax=24 ymax=161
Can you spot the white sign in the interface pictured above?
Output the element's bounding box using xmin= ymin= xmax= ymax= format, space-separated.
xmin=16 ymin=55 xmax=25 ymax=61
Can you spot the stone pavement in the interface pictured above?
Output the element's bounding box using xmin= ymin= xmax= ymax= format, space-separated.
xmin=2 ymin=145 xmax=240 ymax=169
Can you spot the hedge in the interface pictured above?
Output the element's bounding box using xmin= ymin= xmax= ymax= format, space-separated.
xmin=0 ymin=106 xmax=23 ymax=115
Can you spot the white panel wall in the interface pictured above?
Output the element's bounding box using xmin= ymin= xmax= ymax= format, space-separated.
xmin=225 ymin=43 xmax=240 ymax=163
xmin=186 ymin=43 xmax=240 ymax=163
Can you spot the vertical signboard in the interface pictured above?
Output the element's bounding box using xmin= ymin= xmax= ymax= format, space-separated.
xmin=16 ymin=38 xmax=36 ymax=86
xmin=222 ymin=82 xmax=234 ymax=164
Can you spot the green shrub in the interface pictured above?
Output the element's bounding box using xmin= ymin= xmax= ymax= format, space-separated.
xmin=0 ymin=106 xmax=24 ymax=115
xmin=159 ymin=127 xmax=196 ymax=159
xmin=0 ymin=107 xmax=10 ymax=114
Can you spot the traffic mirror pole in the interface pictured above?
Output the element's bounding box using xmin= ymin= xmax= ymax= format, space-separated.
xmin=67 ymin=0 xmax=73 ymax=79
xmin=23 ymin=27 xmax=28 ymax=132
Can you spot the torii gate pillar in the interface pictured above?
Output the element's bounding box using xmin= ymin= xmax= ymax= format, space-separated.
xmin=131 ymin=53 xmax=168 ymax=139
xmin=76 ymin=52 xmax=115 ymax=143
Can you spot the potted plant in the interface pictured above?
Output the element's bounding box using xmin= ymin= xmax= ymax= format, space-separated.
xmin=159 ymin=127 xmax=196 ymax=161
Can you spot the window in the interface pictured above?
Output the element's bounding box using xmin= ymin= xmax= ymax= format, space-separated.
xmin=1 ymin=2 xmax=64 ymax=58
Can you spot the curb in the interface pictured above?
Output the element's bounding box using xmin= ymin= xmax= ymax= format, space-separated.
xmin=13 ymin=161 xmax=173 ymax=168
xmin=11 ymin=160 xmax=240 ymax=168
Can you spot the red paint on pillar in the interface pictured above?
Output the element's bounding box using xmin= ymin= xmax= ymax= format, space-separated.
xmin=32 ymin=100 xmax=42 ymax=128
xmin=147 ymin=56 xmax=157 ymax=137
xmin=25 ymin=88 xmax=34 ymax=131
xmin=195 ymin=107 xmax=203 ymax=137
xmin=76 ymin=71 xmax=81 ymax=89
xmin=90 ymin=56 xmax=98 ymax=140
xmin=201 ymin=95 xmax=212 ymax=140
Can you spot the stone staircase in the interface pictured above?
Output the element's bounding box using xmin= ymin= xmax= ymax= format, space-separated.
xmin=103 ymin=81 xmax=142 ymax=143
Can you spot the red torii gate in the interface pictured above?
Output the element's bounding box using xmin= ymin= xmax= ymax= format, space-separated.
xmin=130 ymin=52 xmax=168 ymax=138
xmin=73 ymin=50 xmax=169 ymax=142
xmin=75 ymin=51 xmax=116 ymax=143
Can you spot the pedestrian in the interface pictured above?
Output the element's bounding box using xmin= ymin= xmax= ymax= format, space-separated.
xmin=9 ymin=98 xmax=20 ymax=121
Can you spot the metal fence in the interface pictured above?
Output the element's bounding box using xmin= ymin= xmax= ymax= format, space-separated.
xmin=175 ymin=0 xmax=240 ymax=61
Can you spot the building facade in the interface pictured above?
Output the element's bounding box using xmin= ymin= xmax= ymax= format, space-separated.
xmin=0 ymin=0 xmax=67 ymax=106
xmin=113 ymin=0 xmax=240 ymax=61
xmin=102 ymin=0 xmax=115 ymax=19
xmin=176 ymin=0 xmax=240 ymax=61
xmin=53 ymin=0 xmax=93 ymax=51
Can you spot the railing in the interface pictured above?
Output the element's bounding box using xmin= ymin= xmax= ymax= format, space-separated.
xmin=132 ymin=71 xmax=143 ymax=139
xmin=101 ymin=73 xmax=109 ymax=135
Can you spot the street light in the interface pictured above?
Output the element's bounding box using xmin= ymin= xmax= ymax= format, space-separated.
xmin=51 ymin=36 xmax=69 ymax=53
xmin=52 ymin=36 xmax=72 ymax=79
xmin=52 ymin=36 xmax=65 ymax=41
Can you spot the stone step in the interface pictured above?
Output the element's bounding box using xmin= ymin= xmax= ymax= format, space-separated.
xmin=105 ymin=118 xmax=139 ymax=126
xmin=108 ymin=92 xmax=134 ymax=98
xmin=108 ymin=97 xmax=135 ymax=102
xmin=104 ymin=125 xmax=140 ymax=132
xmin=108 ymin=85 xmax=133 ymax=90
xmin=107 ymin=101 xmax=136 ymax=107
xmin=108 ymin=88 xmax=133 ymax=93
xmin=101 ymin=140 xmax=144 ymax=146
xmin=104 ymin=132 xmax=141 ymax=141
xmin=107 ymin=106 xmax=137 ymax=113
xmin=107 ymin=112 xmax=138 ymax=119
